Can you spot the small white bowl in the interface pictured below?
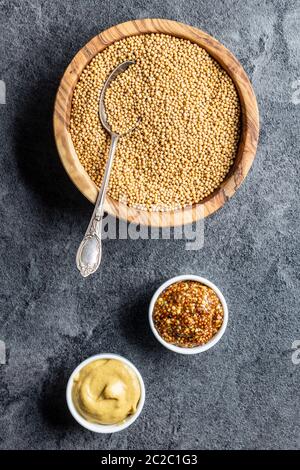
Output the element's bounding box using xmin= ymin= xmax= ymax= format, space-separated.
xmin=66 ymin=353 xmax=145 ymax=433
xmin=149 ymin=275 xmax=228 ymax=355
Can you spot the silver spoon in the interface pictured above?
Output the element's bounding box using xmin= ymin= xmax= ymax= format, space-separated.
xmin=76 ymin=60 xmax=136 ymax=277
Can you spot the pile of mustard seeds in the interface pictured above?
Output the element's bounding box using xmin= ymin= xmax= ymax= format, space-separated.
xmin=70 ymin=34 xmax=241 ymax=211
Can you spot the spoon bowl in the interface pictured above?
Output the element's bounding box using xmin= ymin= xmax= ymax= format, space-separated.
xmin=99 ymin=60 xmax=135 ymax=135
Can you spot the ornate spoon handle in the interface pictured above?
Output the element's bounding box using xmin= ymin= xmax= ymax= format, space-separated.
xmin=76 ymin=135 xmax=119 ymax=277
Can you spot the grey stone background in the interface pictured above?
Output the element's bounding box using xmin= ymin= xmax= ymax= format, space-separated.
xmin=0 ymin=0 xmax=299 ymax=450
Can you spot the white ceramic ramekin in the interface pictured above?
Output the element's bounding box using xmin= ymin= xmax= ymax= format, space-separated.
xmin=149 ymin=275 xmax=228 ymax=355
xmin=66 ymin=353 xmax=145 ymax=433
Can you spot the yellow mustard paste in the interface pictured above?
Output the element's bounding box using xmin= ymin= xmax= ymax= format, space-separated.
xmin=72 ymin=359 xmax=141 ymax=425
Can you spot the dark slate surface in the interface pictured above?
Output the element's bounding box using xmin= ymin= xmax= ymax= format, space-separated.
xmin=0 ymin=0 xmax=299 ymax=450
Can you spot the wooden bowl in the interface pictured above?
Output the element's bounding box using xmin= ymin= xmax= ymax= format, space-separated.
xmin=54 ymin=18 xmax=259 ymax=227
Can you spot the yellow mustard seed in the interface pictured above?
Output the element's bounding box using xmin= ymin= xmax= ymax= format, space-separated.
xmin=70 ymin=33 xmax=241 ymax=211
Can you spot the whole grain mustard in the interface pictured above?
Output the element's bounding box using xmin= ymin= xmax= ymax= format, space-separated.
xmin=72 ymin=359 xmax=141 ymax=425
xmin=153 ymin=281 xmax=224 ymax=347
